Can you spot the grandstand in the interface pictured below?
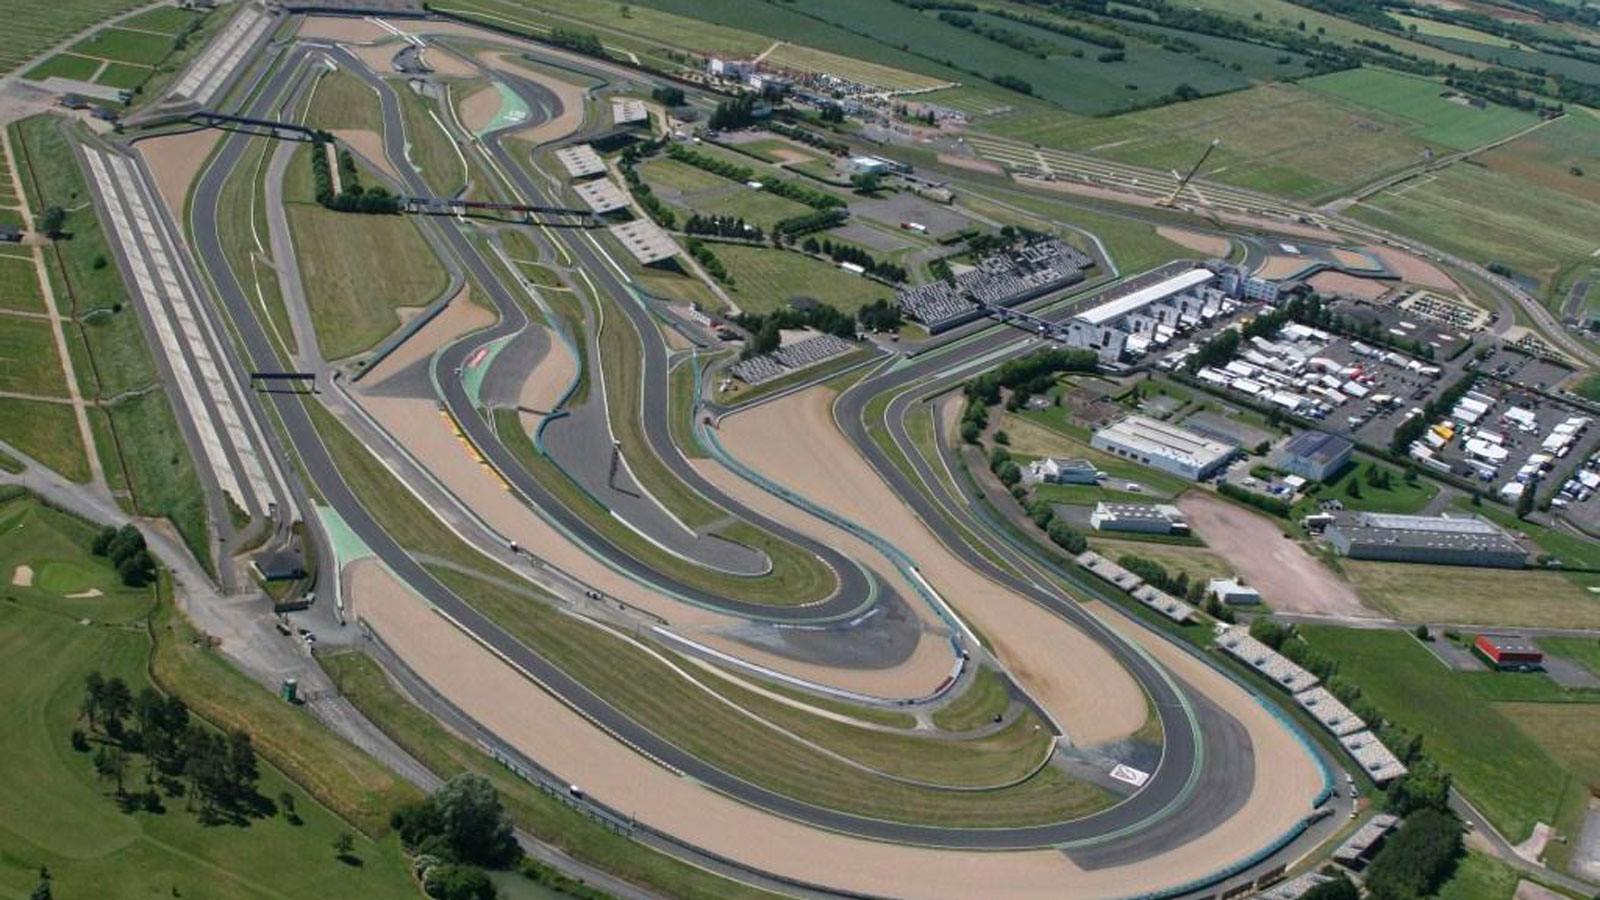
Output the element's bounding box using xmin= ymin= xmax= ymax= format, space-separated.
xmin=1294 ymin=687 xmax=1366 ymax=736
xmin=730 ymin=334 xmax=856 ymax=385
xmin=1216 ymin=630 xmax=1320 ymax=694
xmin=1341 ymin=731 xmax=1408 ymax=783
xmin=1257 ymin=873 xmax=1335 ymax=900
xmin=1075 ymin=551 xmax=1196 ymax=623
xmin=1332 ymin=813 xmax=1399 ymax=868
xmin=897 ymin=239 xmax=1092 ymax=332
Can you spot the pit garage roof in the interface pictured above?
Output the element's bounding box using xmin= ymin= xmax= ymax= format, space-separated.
xmin=574 ymin=179 xmax=629 ymax=214
xmin=1077 ymin=268 xmax=1216 ymax=326
xmin=611 ymin=97 xmax=648 ymax=124
xmin=607 ymin=220 xmax=680 ymax=264
xmin=554 ymin=144 xmax=606 ymax=179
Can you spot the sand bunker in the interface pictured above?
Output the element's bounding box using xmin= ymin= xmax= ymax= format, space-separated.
xmin=1367 ymin=245 xmax=1458 ymax=291
xmin=346 ymin=41 xmax=403 ymax=76
xmin=135 ymin=129 xmax=221 ymax=221
xmin=66 ymin=588 xmax=104 ymax=599
xmin=938 ymin=152 xmax=1004 ymax=175
xmin=363 ymin=283 xmax=491 ymax=384
xmin=1309 ymin=271 xmax=1391 ymax=301
xmin=1332 ymin=248 xmax=1373 ymax=269
xmin=297 ymin=15 xmax=390 ymax=44
xmin=332 ymin=129 xmax=398 ymax=181
xmin=10 ymin=565 xmax=33 ymax=587
xmin=1178 ymin=493 xmax=1374 ymax=619
xmin=473 ymin=51 xmax=586 ymax=144
xmin=1157 ymin=227 xmax=1229 ymax=258
xmin=517 ymin=326 xmax=576 ymax=415
xmin=458 ymin=85 xmax=502 ymax=134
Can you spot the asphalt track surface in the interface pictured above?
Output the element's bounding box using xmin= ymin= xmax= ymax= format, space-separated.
xmin=172 ymin=22 xmax=1310 ymax=865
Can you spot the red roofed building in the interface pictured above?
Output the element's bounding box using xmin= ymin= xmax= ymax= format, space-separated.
xmin=1474 ymin=634 xmax=1543 ymax=671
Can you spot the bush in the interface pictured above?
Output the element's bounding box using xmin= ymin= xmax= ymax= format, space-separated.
xmin=423 ymin=863 xmax=497 ymax=900
xmin=1364 ymin=808 xmax=1462 ymax=900
xmin=1218 ymin=482 xmax=1290 ymax=518
xmin=1046 ymin=518 xmax=1086 ymax=554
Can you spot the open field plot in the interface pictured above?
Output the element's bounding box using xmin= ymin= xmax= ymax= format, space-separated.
xmin=1538 ymin=636 xmax=1600 ymax=676
xmin=442 ymin=0 xmax=773 ymax=57
xmin=119 ymin=6 xmax=203 ymax=34
xmin=979 ymin=81 xmax=1435 ymax=201
xmin=1343 ymin=560 xmax=1600 ymax=629
xmin=762 ymin=41 xmax=950 ymax=92
xmin=306 ymin=69 xmax=384 ymax=133
xmin=0 ymin=398 xmax=88 ymax=481
xmin=1089 ymin=538 xmax=1232 ymax=583
xmin=0 ymin=497 xmax=420 ymax=900
xmin=1301 ymin=625 xmax=1567 ymax=843
xmin=1172 ymin=0 xmax=1487 ymax=68
xmin=1431 ymin=850 xmax=1520 ymax=900
xmin=1477 ymin=110 xmax=1600 ymax=206
xmin=1348 ymin=160 xmax=1600 ymax=299
xmin=0 ymin=254 xmax=46 ymax=313
xmin=1418 ymin=34 xmax=1600 ymax=84
xmin=394 ymin=84 xmax=466 ymax=198
xmin=1301 ymin=68 xmax=1538 ymax=151
xmin=0 ymin=0 xmax=149 ymax=74
xmin=714 ymin=244 xmax=890 ymax=315
xmin=69 ymin=26 xmax=173 ymax=66
xmin=1391 ymin=13 xmax=1519 ymax=47
xmin=0 ymin=314 xmax=68 ymax=397
xmin=93 ymin=60 xmax=151 ymax=90
xmin=1290 ymin=459 xmax=1438 ymax=518
xmin=22 ymin=53 xmax=103 ymax=83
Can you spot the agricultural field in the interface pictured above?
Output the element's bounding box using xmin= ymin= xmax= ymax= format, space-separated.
xmin=1390 ymin=13 xmax=1519 ymax=48
xmin=22 ymin=53 xmax=103 ymax=83
xmin=1348 ymin=159 xmax=1600 ymax=300
xmin=0 ymin=314 xmax=70 ymax=397
xmin=118 ymin=6 xmax=204 ymax=34
xmin=762 ymin=42 xmax=950 ymax=92
xmin=1476 ymin=110 xmax=1600 ymax=206
xmin=1172 ymin=0 xmax=1488 ymax=68
xmin=712 ymin=244 xmax=894 ymax=315
xmin=1301 ymin=68 xmax=1538 ymax=151
xmin=0 ymin=254 xmax=46 ymax=314
xmin=1414 ymin=33 xmax=1600 ymax=84
xmin=0 ymin=495 xmax=420 ymax=900
xmin=68 ymin=26 xmax=174 ymax=66
xmin=0 ymin=0 xmax=150 ymax=74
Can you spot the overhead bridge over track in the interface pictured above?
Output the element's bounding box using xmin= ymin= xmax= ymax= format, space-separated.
xmin=250 ymin=372 xmax=317 ymax=393
xmin=186 ymin=111 xmax=320 ymax=141
xmin=402 ymin=195 xmax=600 ymax=227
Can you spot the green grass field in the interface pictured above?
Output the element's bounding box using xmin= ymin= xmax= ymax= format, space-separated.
xmin=307 ymin=69 xmax=385 ymax=134
xmin=1349 ymin=160 xmax=1600 ymax=299
xmin=931 ymin=667 xmax=1011 ymax=732
xmin=1391 ymin=13 xmax=1518 ymax=48
xmin=1089 ymin=539 xmax=1232 ymax=583
xmin=714 ymin=244 xmax=892 ymax=315
xmin=285 ymin=193 xmax=450 ymax=359
xmin=0 ymin=254 xmax=46 ymax=313
xmin=93 ymin=60 xmax=151 ymax=90
xmin=1301 ymin=68 xmax=1538 ymax=151
xmin=1174 ymin=0 xmax=1487 ymax=68
xmin=1344 ymin=561 xmax=1600 ymax=629
xmin=119 ymin=6 xmax=203 ymax=34
xmin=1537 ymin=636 xmax=1600 ymax=675
xmin=69 ymin=26 xmax=173 ymax=66
xmin=22 ymin=53 xmax=102 ymax=82
xmin=0 ymin=313 xmax=69 ymax=396
xmin=395 ymin=84 xmax=467 ymax=198
xmin=0 ymin=495 xmax=419 ymax=900
xmin=0 ymin=0 xmax=151 ymax=75
xmin=1301 ymin=626 xmax=1567 ymax=843
xmin=1478 ymin=110 xmax=1600 ymax=207
xmin=1291 ymin=459 xmax=1438 ymax=519
xmin=1430 ymin=849 xmax=1520 ymax=900
xmin=106 ymin=390 xmax=212 ymax=569
xmin=0 ymin=397 xmax=88 ymax=482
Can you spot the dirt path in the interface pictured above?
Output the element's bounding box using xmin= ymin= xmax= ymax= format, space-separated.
xmin=1 ymin=127 xmax=102 ymax=491
xmin=1177 ymin=493 xmax=1376 ymax=618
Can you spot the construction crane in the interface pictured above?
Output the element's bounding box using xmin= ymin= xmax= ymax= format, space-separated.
xmin=1158 ymin=138 xmax=1220 ymax=209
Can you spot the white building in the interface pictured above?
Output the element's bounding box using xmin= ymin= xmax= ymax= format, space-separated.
xmin=1030 ymin=457 xmax=1101 ymax=485
xmin=1089 ymin=502 xmax=1189 ymax=534
xmin=1208 ymin=578 xmax=1263 ymax=605
xmin=1091 ymin=415 xmax=1235 ymax=481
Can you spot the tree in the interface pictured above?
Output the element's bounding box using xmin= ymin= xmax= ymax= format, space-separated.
xmin=29 ymin=878 xmax=51 ymax=900
xmin=100 ymin=676 xmax=132 ymax=737
xmin=1364 ymin=807 xmax=1462 ymax=900
xmin=81 ymin=670 xmax=105 ymax=731
xmin=333 ymin=832 xmax=356 ymax=859
xmin=997 ymin=460 xmax=1022 ymax=487
xmin=423 ymin=863 xmax=497 ymax=900
xmin=1414 ymin=624 xmax=1431 ymax=641
xmin=279 ymin=790 xmax=297 ymax=821
xmin=850 ymin=172 xmax=881 ymax=195
xmin=1300 ymin=875 xmax=1358 ymax=900
xmin=434 ymin=774 xmax=520 ymax=867
xmin=1386 ymin=758 xmax=1452 ymax=816
xmin=118 ymin=548 xmax=154 ymax=587
xmin=40 ymin=205 xmax=65 ymax=238
xmin=91 ymin=525 xmax=117 ymax=556
xmin=1516 ymin=481 xmax=1536 ymax=519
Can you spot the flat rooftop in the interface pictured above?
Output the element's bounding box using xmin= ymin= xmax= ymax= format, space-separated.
xmin=1479 ymin=633 xmax=1540 ymax=655
xmin=573 ymin=179 xmax=629 ymax=214
xmin=1076 ymin=268 xmax=1215 ymax=326
xmin=554 ymin=144 xmax=606 ymax=179
xmin=607 ymin=219 xmax=680 ymax=264
xmin=611 ymin=97 xmax=648 ymax=124
xmin=1094 ymin=415 xmax=1235 ymax=467
xmin=1282 ymin=429 xmax=1352 ymax=464
xmin=1094 ymin=502 xmax=1184 ymax=522
xmin=1334 ymin=512 xmax=1525 ymax=554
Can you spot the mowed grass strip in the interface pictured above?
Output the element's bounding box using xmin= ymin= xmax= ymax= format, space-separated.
xmin=0 ymin=497 xmax=421 ymax=898
xmin=306 ymin=69 xmax=385 ymax=133
xmin=69 ymin=26 xmax=174 ymax=66
xmin=0 ymin=0 xmax=151 ymax=73
xmin=324 ymin=651 xmax=796 ymax=900
xmin=119 ymin=6 xmax=203 ymax=34
xmin=715 ymin=243 xmax=890 ymax=315
xmin=93 ymin=61 xmax=151 ymax=90
xmin=0 ymin=313 xmax=69 ymax=395
xmin=1301 ymin=626 xmax=1566 ymax=842
xmin=932 ymin=666 xmax=1012 ymax=732
xmin=431 ymin=564 xmax=1109 ymax=826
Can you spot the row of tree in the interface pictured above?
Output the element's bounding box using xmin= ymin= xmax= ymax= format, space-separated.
xmin=964 ymin=348 xmax=1099 ymax=406
xmin=393 ymin=774 xmax=522 ymax=900
xmin=684 ymin=213 xmax=762 ymax=242
xmin=732 ymin=302 xmax=861 ymax=359
xmin=684 ymin=238 xmax=731 ymax=284
xmin=799 ymin=236 xmax=908 ymax=283
xmin=309 ymin=134 xmax=402 ymax=214
xmin=664 ymin=144 xmax=844 ymax=211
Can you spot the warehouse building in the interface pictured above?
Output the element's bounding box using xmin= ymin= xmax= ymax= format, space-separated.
xmin=1277 ymin=430 xmax=1352 ymax=482
xmin=1089 ymin=502 xmax=1189 ymax=535
xmin=1474 ymin=634 xmax=1544 ymax=671
xmin=1028 ymin=457 xmax=1101 ymax=485
xmin=1091 ymin=415 xmax=1235 ymax=481
xmin=1325 ymin=512 xmax=1528 ymax=569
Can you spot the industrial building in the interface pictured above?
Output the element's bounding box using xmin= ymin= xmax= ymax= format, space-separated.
xmin=1090 ymin=416 xmax=1235 ymax=481
xmin=1028 ymin=457 xmax=1101 ymax=485
xmin=1207 ymin=578 xmax=1263 ymax=606
xmin=1089 ymin=502 xmax=1189 ymax=535
xmin=1324 ymin=512 xmax=1528 ymax=569
xmin=1277 ymin=430 xmax=1353 ymax=482
xmin=1474 ymin=634 xmax=1544 ymax=670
